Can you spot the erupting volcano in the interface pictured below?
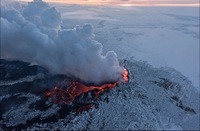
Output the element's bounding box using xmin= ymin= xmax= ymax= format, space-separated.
xmin=45 ymin=68 xmax=129 ymax=107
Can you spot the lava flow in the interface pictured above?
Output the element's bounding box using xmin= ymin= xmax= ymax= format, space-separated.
xmin=45 ymin=68 xmax=129 ymax=105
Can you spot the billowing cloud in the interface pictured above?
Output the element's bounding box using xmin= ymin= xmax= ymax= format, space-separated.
xmin=1 ymin=0 xmax=123 ymax=84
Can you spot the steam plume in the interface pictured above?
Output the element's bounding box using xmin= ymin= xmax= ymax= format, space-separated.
xmin=0 ymin=0 xmax=123 ymax=84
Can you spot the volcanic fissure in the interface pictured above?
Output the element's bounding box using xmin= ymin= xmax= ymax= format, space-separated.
xmin=45 ymin=68 xmax=129 ymax=111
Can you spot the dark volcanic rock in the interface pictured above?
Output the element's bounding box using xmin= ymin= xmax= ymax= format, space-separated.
xmin=0 ymin=59 xmax=48 ymax=81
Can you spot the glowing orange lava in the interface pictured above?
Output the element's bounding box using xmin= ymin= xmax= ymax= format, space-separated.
xmin=45 ymin=68 xmax=129 ymax=105
xmin=122 ymin=68 xmax=129 ymax=82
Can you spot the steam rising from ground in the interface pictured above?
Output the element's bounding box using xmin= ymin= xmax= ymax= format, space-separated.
xmin=1 ymin=0 xmax=123 ymax=84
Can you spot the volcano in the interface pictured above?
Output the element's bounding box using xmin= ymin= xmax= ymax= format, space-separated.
xmin=0 ymin=0 xmax=199 ymax=130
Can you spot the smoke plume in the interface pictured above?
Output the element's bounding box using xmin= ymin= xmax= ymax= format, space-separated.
xmin=0 ymin=0 xmax=123 ymax=84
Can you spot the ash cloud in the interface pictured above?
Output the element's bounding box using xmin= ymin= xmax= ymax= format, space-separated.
xmin=0 ymin=0 xmax=123 ymax=84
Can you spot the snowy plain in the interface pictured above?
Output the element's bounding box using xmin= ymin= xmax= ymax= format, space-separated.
xmin=54 ymin=4 xmax=199 ymax=91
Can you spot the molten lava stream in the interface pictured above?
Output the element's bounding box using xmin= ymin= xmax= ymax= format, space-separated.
xmin=45 ymin=68 xmax=129 ymax=105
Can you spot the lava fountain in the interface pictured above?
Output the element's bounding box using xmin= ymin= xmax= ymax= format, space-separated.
xmin=45 ymin=68 xmax=129 ymax=105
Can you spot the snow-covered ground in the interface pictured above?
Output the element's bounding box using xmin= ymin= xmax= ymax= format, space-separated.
xmin=54 ymin=5 xmax=199 ymax=91
xmin=1 ymin=59 xmax=198 ymax=130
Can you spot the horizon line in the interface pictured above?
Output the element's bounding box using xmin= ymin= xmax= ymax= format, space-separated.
xmin=15 ymin=0 xmax=200 ymax=7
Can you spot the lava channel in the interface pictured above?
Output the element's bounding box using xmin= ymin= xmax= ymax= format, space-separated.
xmin=45 ymin=68 xmax=129 ymax=105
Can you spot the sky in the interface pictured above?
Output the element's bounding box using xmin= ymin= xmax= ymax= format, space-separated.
xmin=16 ymin=0 xmax=199 ymax=6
